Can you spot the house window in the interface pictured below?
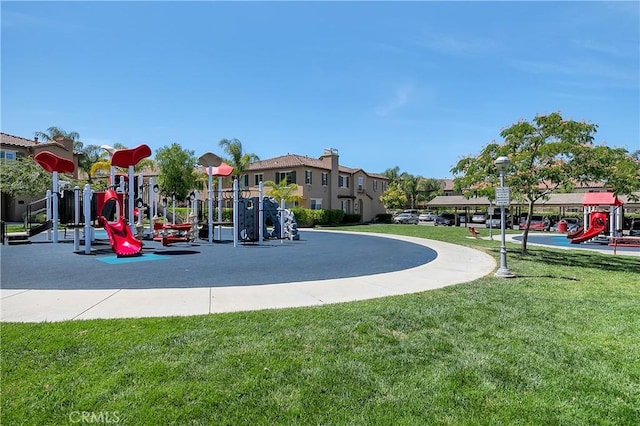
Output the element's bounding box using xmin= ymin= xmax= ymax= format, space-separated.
xmin=339 ymin=175 xmax=349 ymax=188
xmin=372 ymin=180 xmax=378 ymax=191
xmin=310 ymin=198 xmax=323 ymax=210
xmin=357 ymin=176 xmax=364 ymax=191
xmin=240 ymin=174 xmax=249 ymax=188
xmin=254 ymin=174 xmax=263 ymax=186
xmin=275 ymin=171 xmax=296 ymax=185
xmin=305 ymin=170 xmax=312 ymax=185
xmin=0 ymin=151 xmax=16 ymax=161
xmin=341 ymin=199 xmax=350 ymax=213
xmin=322 ymin=172 xmax=328 ymax=187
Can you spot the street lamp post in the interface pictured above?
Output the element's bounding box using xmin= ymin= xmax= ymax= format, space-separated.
xmin=494 ymin=156 xmax=515 ymax=278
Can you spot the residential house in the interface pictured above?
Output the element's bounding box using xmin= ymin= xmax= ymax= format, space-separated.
xmin=232 ymin=148 xmax=388 ymax=223
xmin=1 ymin=132 xmax=81 ymax=221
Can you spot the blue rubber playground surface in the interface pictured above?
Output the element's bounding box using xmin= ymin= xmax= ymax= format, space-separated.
xmin=1 ymin=229 xmax=437 ymax=290
xmin=514 ymin=233 xmax=640 ymax=254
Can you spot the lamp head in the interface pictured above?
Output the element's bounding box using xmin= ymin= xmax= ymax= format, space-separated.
xmin=494 ymin=156 xmax=510 ymax=172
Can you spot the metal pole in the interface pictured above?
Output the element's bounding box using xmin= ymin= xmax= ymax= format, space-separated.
xmin=74 ymin=186 xmax=80 ymax=251
xmin=258 ymin=181 xmax=264 ymax=246
xmin=233 ymin=179 xmax=238 ymax=248
xmin=217 ymin=176 xmax=223 ymax=241
xmin=46 ymin=189 xmax=52 ymax=241
xmin=52 ymin=171 xmax=59 ymax=243
xmin=84 ymin=184 xmax=92 ymax=254
xmin=495 ymin=169 xmax=514 ymax=278
xmin=208 ymin=167 xmax=213 ymax=243
xmin=128 ymin=165 xmax=135 ymax=233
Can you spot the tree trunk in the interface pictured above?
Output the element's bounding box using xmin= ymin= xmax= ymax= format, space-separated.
xmin=520 ymin=200 xmax=536 ymax=254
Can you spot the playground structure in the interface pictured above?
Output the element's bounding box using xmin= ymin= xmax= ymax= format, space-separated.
xmin=10 ymin=148 xmax=299 ymax=254
xmin=96 ymin=144 xmax=152 ymax=256
xmin=565 ymin=192 xmax=640 ymax=250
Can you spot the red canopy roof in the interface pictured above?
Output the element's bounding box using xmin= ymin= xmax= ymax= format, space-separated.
xmin=204 ymin=162 xmax=234 ymax=177
xmin=582 ymin=192 xmax=623 ymax=206
xmin=34 ymin=151 xmax=75 ymax=174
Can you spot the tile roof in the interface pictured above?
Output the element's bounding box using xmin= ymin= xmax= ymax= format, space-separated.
xmin=1 ymin=132 xmax=72 ymax=152
xmin=246 ymin=153 xmax=387 ymax=179
xmin=1 ymin=132 xmax=38 ymax=148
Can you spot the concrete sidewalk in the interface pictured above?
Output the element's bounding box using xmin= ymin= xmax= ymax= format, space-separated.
xmin=1 ymin=232 xmax=496 ymax=322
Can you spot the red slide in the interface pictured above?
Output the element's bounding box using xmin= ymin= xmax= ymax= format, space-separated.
xmin=102 ymin=217 xmax=143 ymax=256
xmin=566 ymin=226 xmax=584 ymax=240
xmin=570 ymin=212 xmax=607 ymax=244
xmin=100 ymin=190 xmax=143 ymax=256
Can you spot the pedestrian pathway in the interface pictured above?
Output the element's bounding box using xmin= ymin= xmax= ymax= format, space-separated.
xmin=1 ymin=231 xmax=496 ymax=322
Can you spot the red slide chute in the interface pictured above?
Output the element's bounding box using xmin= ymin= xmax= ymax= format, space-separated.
xmin=99 ymin=190 xmax=143 ymax=256
xmin=569 ymin=212 xmax=607 ymax=244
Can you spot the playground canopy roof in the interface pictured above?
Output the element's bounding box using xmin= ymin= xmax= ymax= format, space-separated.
xmin=582 ymin=192 xmax=623 ymax=206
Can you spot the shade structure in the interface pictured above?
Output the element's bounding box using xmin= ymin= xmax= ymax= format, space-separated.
xmin=111 ymin=144 xmax=152 ymax=168
xmin=204 ymin=162 xmax=234 ymax=177
xmin=34 ymin=151 xmax=75 ymax=174
xmin=198 ymin=152 xmax=223 ymax=168
xmin=582 ymin=192 xmax=623 ymax=207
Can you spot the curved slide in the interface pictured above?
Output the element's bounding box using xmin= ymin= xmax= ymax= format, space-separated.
xmin=102 ymin=217 xmax=143 ymax=256
xmin=569 ymin=213 xmax=607 ymax=244
xmin=100 ymin=190 xmax=142 ymax=256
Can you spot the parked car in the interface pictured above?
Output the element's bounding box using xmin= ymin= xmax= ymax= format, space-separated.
xmin=519 ymin=214 xmax=548 ymax=231
xmin=418 ymin=212 xmax=437 ymax=222
xmin=629 ymin=218 xmax=640 ymax=236
xmin=435 ymin=213 xmax=456 ymax=226
xmin=393 ymin=212 xmax=419 ymax=224
xmin=458 ymin=214 xmax=468 ymax=225
xmin=485 ymin=213 xmax=512 ymax=228
xmin=471 ymin=212 xmax=487 ymax=224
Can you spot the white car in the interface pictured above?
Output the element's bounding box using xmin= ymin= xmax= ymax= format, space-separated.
xmin=418 ymin=212 xmax=436 ymax=222
xmin=393 ymin=213 xmax=419 ymax=224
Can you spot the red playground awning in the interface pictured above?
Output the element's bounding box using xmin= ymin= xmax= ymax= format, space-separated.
xmin=204 ymin=162 xmax=234 ymax=177
xmin=582 ymin=192 xmax=623 ymax=206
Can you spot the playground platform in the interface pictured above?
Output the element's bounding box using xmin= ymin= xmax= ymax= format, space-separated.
xmin=1 ymin=229 xmax=496 ymax=322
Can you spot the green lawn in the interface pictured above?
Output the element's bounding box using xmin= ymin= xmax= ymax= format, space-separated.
xmin=2 ymin=225 xmax=639 ymax=425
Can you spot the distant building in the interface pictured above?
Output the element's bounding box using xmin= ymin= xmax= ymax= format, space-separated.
xmin=234 ymin=148 xmax=389 ymax=223
xmin=1 ymin=132 xmax=81 ymax=221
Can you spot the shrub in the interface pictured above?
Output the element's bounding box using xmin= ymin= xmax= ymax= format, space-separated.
xmin=291 ymin=208 xmax=314 ymax=227
xmin=342 ymin=213 xmax=361 ymax=224
xmin=315 ymin=209 xmax=344 ymax=226
xmin=375 ymin=213 xmax=393 ymax=224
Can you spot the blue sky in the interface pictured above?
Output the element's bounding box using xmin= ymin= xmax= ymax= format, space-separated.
xmin=2 ymin=1 xmax=638 ymax=178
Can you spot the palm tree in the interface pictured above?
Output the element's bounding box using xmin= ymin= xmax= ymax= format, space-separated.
xmin=263 ymin=179 xmax=302 ymax=206
xmin=400 ymin=172 xmax=420 ymax=209
xmin=218 ymin=138 xmax=259 ymax=181
xmin=35 ymin=126 xmax=83 ymax=151
xmin=77 ymin=145 xmax=104 ymax=184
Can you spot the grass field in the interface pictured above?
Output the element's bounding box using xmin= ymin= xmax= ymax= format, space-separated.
xmin=2 ymin=224 xmax=639 ymax=425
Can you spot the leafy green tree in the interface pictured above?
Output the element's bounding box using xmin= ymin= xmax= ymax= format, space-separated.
xmin=155 ymin=143 xmax=198 ymax=201
xmin=263 ymin=180 xmax=302 ymax=206
xmin=574 ymin=146 xmax=640 ymax=201
xmin=379 ymin=182 xmax=407 ymax=210
xmin=0 ymin=156 xmax=53 ymax=196
xmin=382 ymin=166 xmax=401 ymax=186
xmin=451 ymin=112 xmax=599 ymax=254
xmin=34 ymin=126 xmax=83 ymax=151
xmin=218 ymin=138 xmax=259 ymax=181
xmin=416 ymin=178 xmax=444 ymax=205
